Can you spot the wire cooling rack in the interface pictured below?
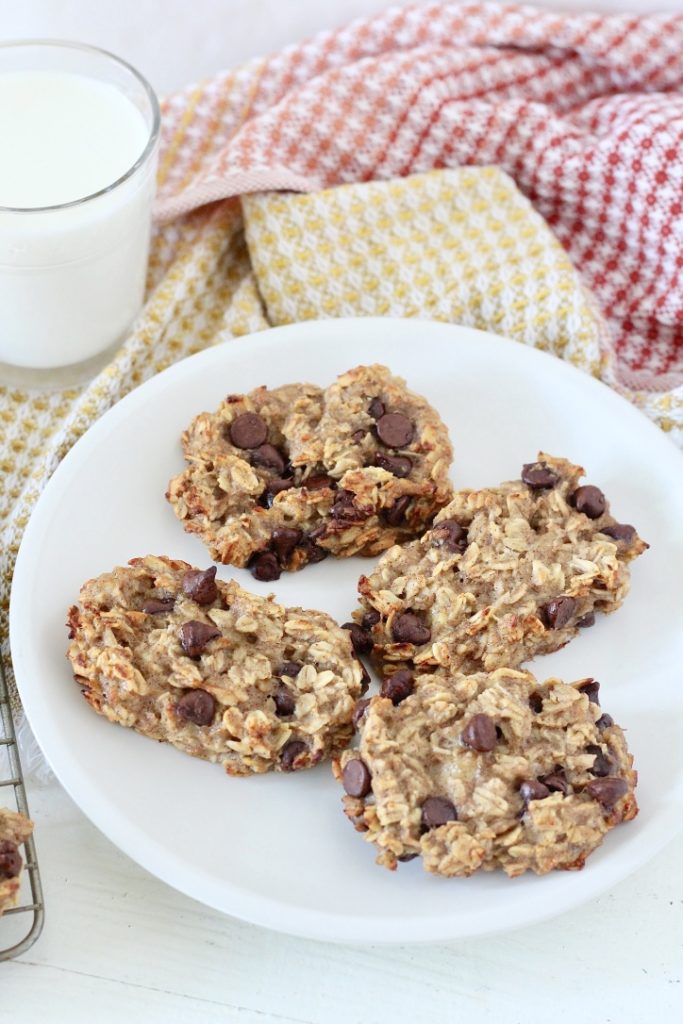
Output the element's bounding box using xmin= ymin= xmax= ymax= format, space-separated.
xmin=0 ymin=651 xmax=44 ymax=960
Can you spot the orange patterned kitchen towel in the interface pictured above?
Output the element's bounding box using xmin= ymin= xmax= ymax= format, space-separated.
xmin=157 ymin=1 xmax=683 ymax=400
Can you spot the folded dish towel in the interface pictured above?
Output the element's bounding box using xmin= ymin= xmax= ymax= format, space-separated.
xmin=3 ymin=1 xmax=683 ymax=710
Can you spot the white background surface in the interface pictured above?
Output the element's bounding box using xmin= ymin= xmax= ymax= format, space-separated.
xmin=2 ymin=2 xmax=683 ymax=1022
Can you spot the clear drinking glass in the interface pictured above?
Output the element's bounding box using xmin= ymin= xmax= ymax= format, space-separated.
xmin=0 ymin=40 xmax=160 ymax=388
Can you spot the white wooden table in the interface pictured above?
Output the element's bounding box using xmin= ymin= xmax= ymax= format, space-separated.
xmin=1 ymin=777 xmax=682 ymax=1022
xmin=3 ymin=1 xmax=683 ymax=1020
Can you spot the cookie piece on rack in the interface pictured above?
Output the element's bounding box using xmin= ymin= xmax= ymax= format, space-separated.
xmin=334 ymin=668 xmax=637 ymax=876
xmin=0 ymin=807 xmax=33 ymax=915
xmin=357 ymin=454 xmax=648 ymax=677
xmin=66 ymin=556 xmax=363 ymax=776
xmin=166 ymin=364 xmax=453 ymax=580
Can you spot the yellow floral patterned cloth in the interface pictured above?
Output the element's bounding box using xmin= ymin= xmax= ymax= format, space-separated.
xmin=242 ymin=169 xmax=606 ymax=371
xmin=0 ymin=165 xmax=669 ymax=708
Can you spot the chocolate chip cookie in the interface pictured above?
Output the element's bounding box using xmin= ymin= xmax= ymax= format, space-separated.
xmin=334 ymin=668 xmax=637 ymax=875
xmin=66 ymin=556 xmax=364 ymax=776
xmin=166 ymin=365 xmax=453 ymax=580
xmin=356 ymin=454 xmax=648 ymax=677
xmin=0 ymin=807 xmax=33 ymax=915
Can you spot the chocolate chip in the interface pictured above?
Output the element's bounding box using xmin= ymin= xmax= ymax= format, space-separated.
xmin=373 ymin=453 xmax=412 ymax=478
xmin=521 ymin=461 xmax=559 ymax=490
xmin=421 ymin=796 xmax=457 ymax=831
xmin=249 ymin=551 xmax=281 ymax=582
xmin=229 ymin=412 xmax=268 ymax=449
xmin=597 ymin=713 xmax=614 ymax=730
xmin=461 ymin=713 xmax=498 ymax=752
xmin=520 ymin=779 xmax=551 ymax=805
xmin=397 ymin=852 xmax=418 ymax=862
xmin=357 ymin=658 xmax=371 ymax=694
xmin=540 ymin=770 xmax=569 ymax=795
xmin=571 ymin=485 xmax=606 ymax=519
xmin=342 ymin=758 xmax=372 ymax=798
xmin=182 ymin=566 xmax=218 ymax=605
xmin=272 ymin=684 xmax=296 ymax=717
xmin=142 ymin=597 xmax=176 ymax=615
xmin=305 ymin=473 xmax=336 ymax=491
xmin=432 ymin=519 xmax=468 ymax=554
xmin=542 ymin=596 xmax=576 ymax=629
xmin=383 ymin=495 xmax=411 ymax=526
xmin=259 ymin=478 xmax=294 ymax=507
xmin=579 ymin=679 xmax=600 ymax=705
xmin=330 ymin=489 xmax=363 ymax=520
xmin=251 ymin=443 xmax=286 ymax=474
xmin=391 ymin=612 xmax=431 ymax=645
xmin=271 ymin=526 xmax=303 ymax=563
xmin=368 ymin=397 xmax=385 ymax=419
xmin=280 ymin=739 xmax=308 ymax=771
xmin=0 ymin=840 xmax=22 ymax=879
xmin=176 ymin=688 xmax=216 ymax=725
xmin=179 ymin=621 xmax=221 ymax=658
xmin=529 ymin=692 xmax=544 ymax=714
xmin=380 ymin=668 xmax=414 ymax=705
xmin=584 ymin=776 xmax=628 ymax=808
xmin=300 ymin=538 xmax=328 ymax=564
xmin=352 ymin=698 xmax=371 ymax=729
xmin=361 ymin=609 xmax=381 ymax=629
xmin=351 ymin=429 xmax=366 ymax=443
xmin=342 ymin=622 xmax=373 ymax=656
xmin=601 ymin=523 xmax=636 ymax=544
xmin=278 ymin=661 xmax=301 ymax=677
xmin=576 ymin=611 xmax=595 ymax=628
xmin=375 ymin=412 xmax=414 ymax=448
xmin=586 ymin=744 xmax=613 ymax=777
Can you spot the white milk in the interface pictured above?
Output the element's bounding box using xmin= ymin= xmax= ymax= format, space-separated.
xmin=0 ymin=70 xmax=157 ymax=372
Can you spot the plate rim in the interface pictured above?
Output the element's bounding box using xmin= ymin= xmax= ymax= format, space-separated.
xmin=11 ymin=316 xmax=683 ymax=944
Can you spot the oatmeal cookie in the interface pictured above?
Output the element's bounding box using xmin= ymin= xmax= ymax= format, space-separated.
xmin=334 ymin=668 xmax=637 ymax=876
xmin=66 ymin=556 xmax=363 ymax=776
xmin=166 ymin=365 xmax=453 ymax=580
xmin=356 ymin=454 xmax=648 ymax=677
xmin=0 ymin=807 xmax=33 ymax=915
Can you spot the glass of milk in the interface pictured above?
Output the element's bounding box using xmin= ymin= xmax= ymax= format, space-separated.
xmin=0 ymin=40 xmax=160 ymax=387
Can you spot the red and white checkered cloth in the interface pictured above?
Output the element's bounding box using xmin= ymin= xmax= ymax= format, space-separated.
xmin=157 ymin=1 xmax=683 ymax=395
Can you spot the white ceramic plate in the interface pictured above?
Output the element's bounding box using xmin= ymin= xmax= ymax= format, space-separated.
xmin=12 ymin=318 xmax=683 ymax=944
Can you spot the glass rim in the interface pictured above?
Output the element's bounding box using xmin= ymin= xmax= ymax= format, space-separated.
xmin=0 ymin=38 xmax=161 ymax=214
